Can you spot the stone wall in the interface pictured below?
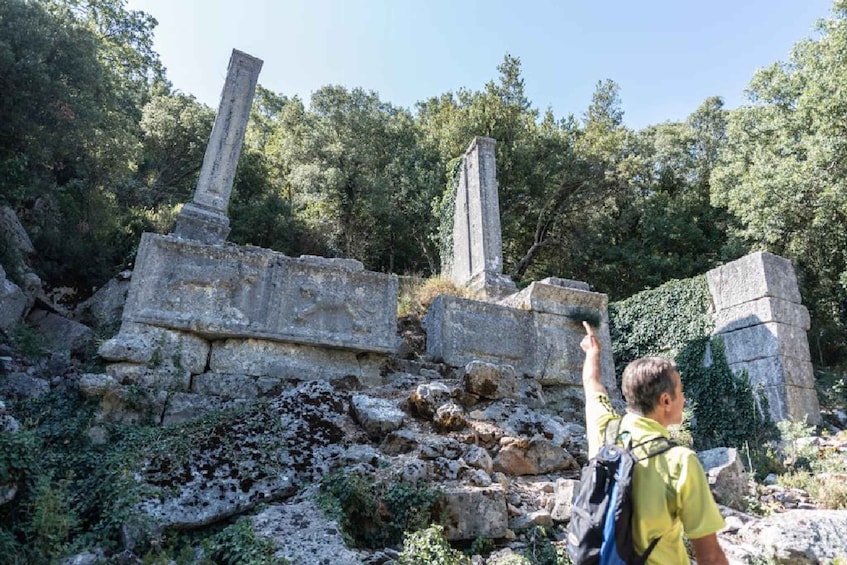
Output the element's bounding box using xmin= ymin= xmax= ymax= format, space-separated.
xmin=707 ymin=252 xmax=821 ymax=424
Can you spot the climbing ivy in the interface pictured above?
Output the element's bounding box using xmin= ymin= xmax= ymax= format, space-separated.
xmin=609 ymin=276 xmax=776 ymax=451
xmin=435 ymin=157 xmax=463 ymax=275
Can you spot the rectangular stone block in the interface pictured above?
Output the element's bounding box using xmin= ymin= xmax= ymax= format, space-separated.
xmin=424 ymin=295 xmax=534 ymax=370
xmin=720 ymin=322 xmax=811 ymax=364
xmin=123 ymin=233 xmax=399 ymax=353
xmin=499 ymin=280 xmax=608 ymax=317
xmin=728 ymin=358 xmax=821 ymax=424
xmin=531 ymin=312 xmax=616 ymax=396
xmin=714 ymin=296 xmax=810 ymax=333
xmin=441 ymin=485 xmax=508 ymax=540
xmin=209 ymin=338 xmax=385 ymax=387
xmin=192 ymin=372 xmax=287 ymax=400
xmin=728 ymin=355 xmax=815 ymax=389
xmin=707 ymin=251 xmax=802 ymax=310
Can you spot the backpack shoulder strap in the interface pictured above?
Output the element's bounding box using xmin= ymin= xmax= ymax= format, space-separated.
xmin=603 ymin=417 xmax=626 ymax=448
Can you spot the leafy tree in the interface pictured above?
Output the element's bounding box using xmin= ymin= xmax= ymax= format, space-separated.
xmin=711 ymin=0 xmax=847 ymax=361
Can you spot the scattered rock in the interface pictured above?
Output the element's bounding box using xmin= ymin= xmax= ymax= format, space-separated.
xmin=351 ymin=394 xmax=406 ymax=440
xmin=464 ymin=360 xmax=518 ymax=400
xmin=698 ymin=446 xmax=747 ymax=509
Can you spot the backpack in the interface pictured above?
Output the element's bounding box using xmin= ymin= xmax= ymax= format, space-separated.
xmin=566 ymin=419 xmax=676 ymax=565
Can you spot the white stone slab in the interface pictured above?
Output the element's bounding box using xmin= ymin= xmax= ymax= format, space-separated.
xmin=707 ymin=251 xmax=802 ymax=310
xmin=714 ymin=296 xmax=810 ymax=333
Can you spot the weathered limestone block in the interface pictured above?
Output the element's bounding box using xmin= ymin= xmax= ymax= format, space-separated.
xmin=720 ymin=322 xmax=811 ymax=364
xmin=424 ymin=295 xmax=533 ymax=370
xmin=74 ymin=272 xmax=131 ymax=330
xmin=426 ymin=283 xmax=619 ymax=401
xmin=707 ymin=251 xmax=802 ymax=310
xmin=100 ymin=322 xmax=209 ymax=375
xmin=26 ymin=309 xmax=93 ymax=355
xmin=737 ymin=510 xmax=847 ymax=564
xmin=441 ymin=485 xmax=509 ymax=540
xmin=409 ymin=381 xmax=459 ymax=418
xmin=551 ymin=478 xmax=579 ymax=522
xmin=510 ymin=509 xmax=553 ymax=532
xmin=463 ymin=444 xmax=494 ymax=474
xmin=714 ymin=296 xmax=810 ymax=333
xmin=191 ymin=372 xmax=286 ymax=400
xmin=434 ymin=402 xmax=468 ymax=431
xmin=0 ymin=206 xmax=35 ymax=256
xmin=123 ymin=233 xmax=398 ymax=353
xmin=210 ymin=339 xmax=384 ymax=387
xmin=251 ymin=501 xmax=363 ymax=565
xmin=161 ymin=392 xmax=241 ymax=426
xmin=0 ymin=266 xmax=27 ymax=332
xmin=464 ymin=360 xmax=517 ymax=399
xmin=492 ymin=436 xmax=577 ymax=476
xmin=726 ymin=359 xmax=820 ymax=423
xmin=350 ymin=394 xmax=405 ymax=439
xmin=697 ymin=447 xmax=747 ymax=509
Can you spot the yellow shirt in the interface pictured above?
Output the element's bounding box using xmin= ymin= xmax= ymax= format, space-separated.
xmin=586 ymin=392 xmax=725 ymax=565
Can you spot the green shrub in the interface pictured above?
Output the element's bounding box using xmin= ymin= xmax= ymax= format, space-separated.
xmin=201 ymin=517 xmax=281 ymax=565
xmin=318 ymin=471 xmax=443 ymax=549
xmin=398 ymin=525 xmax=469 ymax=565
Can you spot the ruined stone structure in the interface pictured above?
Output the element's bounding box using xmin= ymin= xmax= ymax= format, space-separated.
xmin=445 ymin=137 xmax=516 ymax=299
xmin=425 ymin=277 xmax=619 ymax=418
xmin=99 ymin=50 xmax=398 ymax=423
xmin=707 ymin=252 xmax=821 ymax=424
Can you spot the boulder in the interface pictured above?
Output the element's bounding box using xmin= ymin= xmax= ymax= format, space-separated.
xmin=251 ymin=499 xmax=363 ymax=565
xmin=409 ymin=381 xmax=456 ymax=418
xmin=0 ymin=266 xmax=27 ymax=332
xmin=736 ymin=509 xmax=847 ymax=564
xmin=0 ymin=373 xmax=50 ymax=400
xmin=463 ymin=360 xmax=517 ymax=400
xmin=493 ymin=436 xmax=577 ymax=476
xmin=434 ymin=401 xmax=468 ymax=431
xmin=440 ymin=485 xmax=509 ymax=540
xmin=74 ymin=272 xmax=131 ymax=330
xmin=26 ymin=309 xmax=93 ymax=355
xmin=550 ymin=478 xmax=579 ymax=522
xmin=0 ymin=206 xmax=34 ymax=256
xmin=350 ymin=394 xmax=405 ymax=440
xmin=697 ymin=447 xmax=747 ymax=509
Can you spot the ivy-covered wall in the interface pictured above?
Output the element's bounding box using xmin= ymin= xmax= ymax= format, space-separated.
xmin=609 ymin=275 xmax=775 ymax=450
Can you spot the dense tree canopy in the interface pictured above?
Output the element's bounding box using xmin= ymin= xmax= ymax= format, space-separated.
xmin=2 ymin=0 xmax=847 ymax=361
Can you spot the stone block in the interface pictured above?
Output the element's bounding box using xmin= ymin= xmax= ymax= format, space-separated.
xmin=209 ymin=338 xmax=384 ymax=387
xmin=424 ymin=295 xmax=534 ymax=370
xmin=707 ymin=252 xmax=802 ymax=310
xmin=0 ymin=274 xmax=26 ymax=332
xmin=441 ymin=484 xmax=509 ymax=540
xmin=192 ymin=372 xmax=286 ymax=399
xmin=499 ymin=280 xmax=608 ymax=317
xmin=123 ymin=233 xmax=399 ymax=354
xmin=26 ymin=309 xmax=93 ymax=355
xmin=551 ymin=478 xmax=579 ymax=522
xmin=720 ymin=322 xmax=811 ymax=364
xmin=697 ymin=447 xmax=747 ymax=509
xmin=728 ymin=359 xmax=821 ymax=424
xmin=99 ymin=322 xmax=210 ymax=375
xmin=714 ymin=296 xmax=810 ymax=333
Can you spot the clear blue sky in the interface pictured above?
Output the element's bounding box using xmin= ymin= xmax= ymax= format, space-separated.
xmin=126 ymin=0 xmax=833 ymax=130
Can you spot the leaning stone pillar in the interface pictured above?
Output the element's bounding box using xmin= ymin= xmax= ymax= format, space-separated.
xmin=174 ymin=49 xmax=263 ymax=244
xmin=447 ymin=137 xmax=515 ymax=299
xmin=707 ymin=252 xmax=821 ymax=424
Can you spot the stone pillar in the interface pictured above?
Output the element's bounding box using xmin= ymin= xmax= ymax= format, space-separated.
xmin=448 ymin=137 xmax=515 ymax=299
xmin=707 ymin=252 xmax=821 ymax=424
xmin=174 ymin=49 xmax=263 ymax=244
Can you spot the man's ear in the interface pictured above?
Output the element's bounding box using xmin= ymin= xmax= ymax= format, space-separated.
xmin=658 ymin=392 xmax=672 ymax=409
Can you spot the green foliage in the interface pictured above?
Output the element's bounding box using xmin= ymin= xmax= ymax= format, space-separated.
xmin=710 ymin=3 xmax=847 ymax=363
xmin=27 ymin=474 xmax=80 ymax=560
xmin=201 ymin=517 xmax=281 ymax=565
xmin=318 ymin=471 xmax=443 ymax=549
xmin=609 ymin=276 xmax=713 ymax=368
xmin=10 ymin=324 xmax=47 ymax=359
xmin=398 ymin=525 xmax=470 ymax=565
xmin=609 ymin=276 xmax=777 ymax=452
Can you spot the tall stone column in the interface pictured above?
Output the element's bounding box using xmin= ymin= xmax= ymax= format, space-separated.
xmin=448 ymin=137 xmax=515 ymax=299
xmin=707 ymin=252 xmax=821 ymax=424
xmin=174 ymin=49 xmax=263 ymax=244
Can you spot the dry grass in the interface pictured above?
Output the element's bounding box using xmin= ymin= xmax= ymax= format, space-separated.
xmin=397 ymin=276 xmax=472 ymax=318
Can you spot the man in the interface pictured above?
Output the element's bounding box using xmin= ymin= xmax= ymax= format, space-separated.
xmin=580 ymin=321 xmax=728 ymax=565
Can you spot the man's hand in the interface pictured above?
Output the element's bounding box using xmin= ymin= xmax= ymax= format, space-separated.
xmin=580 ymin=321 xmax=600 ymax=355
xmin=581 ymin=321 xmax=606 ymax=395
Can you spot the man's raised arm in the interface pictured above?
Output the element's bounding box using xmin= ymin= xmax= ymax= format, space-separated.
xmin=581 ymin=321 xmax=607 ymax=396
